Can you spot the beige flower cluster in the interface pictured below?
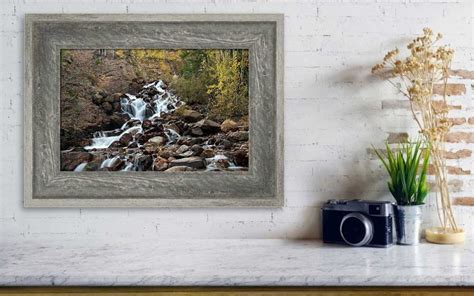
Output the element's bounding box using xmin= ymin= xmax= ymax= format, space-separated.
xmin=372 ymin=28 xmax=459 ymax=232
xmin=372 ymin=28 xmax=453 ymax=141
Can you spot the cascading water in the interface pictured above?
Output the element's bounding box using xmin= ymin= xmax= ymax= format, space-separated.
xmin=205 ymin=154 xmax=242 ymax=171
xmin=73 ymin=162 xmax=87 ymax=172
xmin=70 ymin=79 xmax=249 ymax=172
xmin=122 ymin=162 xmax=134 ymax=171
xmin=164 ymin=128 xmax=181 ymax=145
xmin=84 ymin=80 xmax=181 ymax=151
xmin=121 ymin=94 xmax=148 ymax=122
xmin=78 ymin=80 xmax=184 ymax=171
xmin=84 ymin=126 xmax=143 ymax=150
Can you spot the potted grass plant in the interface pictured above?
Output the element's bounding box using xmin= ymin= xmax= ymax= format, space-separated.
xmin=374 ymin=140 xmax=430 ymax=245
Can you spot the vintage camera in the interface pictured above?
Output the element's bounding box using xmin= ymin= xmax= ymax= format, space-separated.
xmin=322 ymin=199 xmax=394 ymax=247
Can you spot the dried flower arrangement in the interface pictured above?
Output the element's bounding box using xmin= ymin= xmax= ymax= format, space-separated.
xmin=372 ymin=28 xmax=465 ymax=244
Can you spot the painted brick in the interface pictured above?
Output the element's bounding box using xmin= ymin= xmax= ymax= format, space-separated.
xmin=386 ymin=132 xmax=409 ymax=144
xmin=453 ymin=197 xmax=474 ymax=206
xmin=445 ymin=132 xmax=474 ymax=143
xmin=381 ymin=100 xmax=411 ymax=110
xmin=443 ymin=149 xmax=472 ymax=159
xmin=432 ymin=84 xmax=466 ymax=96
xmin=449 ymin=69 xmax=474 ymax=79
xmin=432 ymin=100 xmax=461 ymax=110
xmin=427 ymin=165 xmax=470 ymax=176
xmin=428 ymin=179 xmax=463 ymax=193
xmin=449 ymin=117 xmax=467 ymax=126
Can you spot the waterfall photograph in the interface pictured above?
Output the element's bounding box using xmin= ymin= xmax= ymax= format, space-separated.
xmin=60 ymin=49 xmax=249 ymax=172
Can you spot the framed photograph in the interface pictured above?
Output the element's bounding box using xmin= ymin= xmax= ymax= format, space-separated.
xmin=24 ymin=14 xmax=283 ymax=207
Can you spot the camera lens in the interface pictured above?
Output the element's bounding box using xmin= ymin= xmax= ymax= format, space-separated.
xmin=339 ymin=213 xmax=374 ymax=247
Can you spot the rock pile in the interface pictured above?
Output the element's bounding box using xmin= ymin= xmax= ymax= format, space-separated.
xmin=61 ymin=80 xmax=249 ymax=172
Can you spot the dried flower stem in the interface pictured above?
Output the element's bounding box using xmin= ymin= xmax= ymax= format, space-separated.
xmin=372 ymin=28 xmax=458 ymax=232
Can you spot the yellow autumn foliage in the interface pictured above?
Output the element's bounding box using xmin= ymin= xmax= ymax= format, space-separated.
xmin=206 ymin=50 xmax=249 ymax=120
xmin=110 ymin=48 xmax=249 ymax=120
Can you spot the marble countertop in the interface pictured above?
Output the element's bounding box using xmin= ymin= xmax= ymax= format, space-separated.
xmin=1 ymin=238 xmax=473 ymax=286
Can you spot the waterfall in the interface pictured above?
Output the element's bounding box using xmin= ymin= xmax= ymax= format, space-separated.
xmin=205 ymin=154 xmax=237 ymax=171
xmin=144 ymin=80 xmax=166 ymax=93
xmin=73 ymin=162 xmax=88 ymax=172
xmin=100 ymin=156 xmax=121 ymax=169
xmin=164 ymin=128 xmax=181 ymax=144
xmin=85 ymin=126 xmax=143 ymax=150
xmin=121 ymin=162 xmax=135 ymax=171
xmin=84 ymin=80 xmax=180 ymax=151
xmin=121 ymin=94 xmax=148 ymax=122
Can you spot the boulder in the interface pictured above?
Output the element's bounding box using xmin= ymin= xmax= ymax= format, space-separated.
xmin=175 ymin=145 xmax=190 ymax=154
xmin=194 ymin=119 xmax=221 ymax=134
xmin=119 ymin=133 xmax=133 ymax=146
xmin=61 ymin=152 xmax=92 ymax=171
xmin=214 ymin=158 xmax=231 ymax=170
xmin=148 ymin=136 xmax=166 ymax=146
xmin=134 ymin=154 xmax=153 ymax=171
xmin=200 ymin=149 xmax=215 ymax=158
xmin=148 ymin=87 xmax=159 ymax=96
xmin=112 ymin=93 xmax=123 ymax=101
xmin=139 ymin=131 xmax=164 ymax=145
xmin=228 ymin=131 xmax=249 ymax=142
xmin=144 ymin=142 xmax=159 ymax=154
xmin=164 ymin=123 xmax=180 ymax=134
xmin=109 ymin=158 xmax=125 ymax=171
xmin=83 ymin=156 xmax=105 ymax=171
xmin=190 ymin=144 xmax=204 ymax=155
xmin=219 ymin=139 xmax=233 ymax=149
xmin=128 ymin=142 xmax=138 ymax=148
xmin=181 ymin=109 xmax=203 ymax=123
xmin=233 ymin=149 xmax=249 ymax=167
xmin=177 ymin=137 xmax=202 ymax=146
xmin=190 ymin=127 xmax=203 ymax=136
xmin=102 ymin=102 xmax=113 ymax=114
xmin=165 ymin=166 xmax=196 ymax=172
xmin=142 ymin=120 xmax=152 ymax=129
xmin=178 ymin=150 xmax=194 ymax=158
xmin=135 ymin=133 xmax=145 ymax=145
xmin=221 ymin=119 xmax=238 ymax=132
xmin=158 ymin=148 xmax=173 ymax=159
xmin=109 ymin=114 xmax=127 ymax=129
xmin=153 ymin=157 xmax=169 ymax=171
xmin=169 ymin=156 xmax=205 ymax=169
xmin=129 ymin=119 xmax=142 ymax=127
xmin=109 ymin=140 xmax=124 ymax=148
xmin=206 ymin=137 xmax=216 ymax=145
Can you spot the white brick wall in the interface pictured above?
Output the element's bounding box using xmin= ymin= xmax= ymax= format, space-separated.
xmin=1 ymin=0 xmax=473 ymax=240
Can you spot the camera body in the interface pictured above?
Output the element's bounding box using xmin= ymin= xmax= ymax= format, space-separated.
xmin=322 ymin=199 xmax=394 ymax=247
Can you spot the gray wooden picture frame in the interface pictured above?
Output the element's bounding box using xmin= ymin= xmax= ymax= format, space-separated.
xmin=24 ymin=14 xmax=284 ymax=207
